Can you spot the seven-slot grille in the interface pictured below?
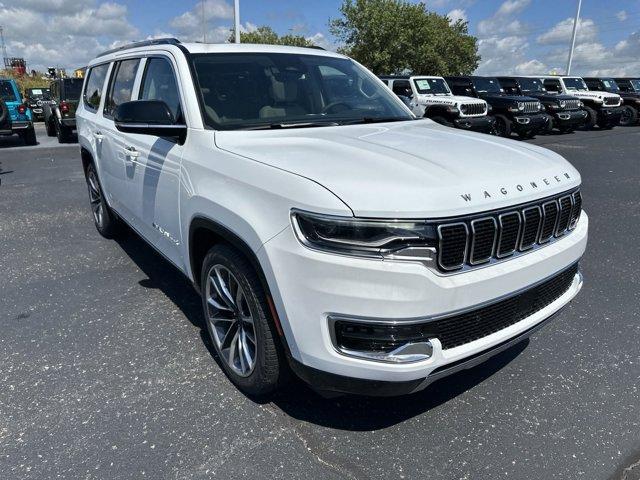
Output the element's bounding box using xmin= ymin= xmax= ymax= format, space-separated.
xmin=521 ymin=101 xmax=540 ymax=114
xmin=604 ymin=96 xmax=620 ymax=106
xmin=563 ymin=98 xmax=581 ymax=110
xmin=460 ymin=103 xmax=486 ymax=116
xmin=437 ymin=189 xmax=581 ymax=271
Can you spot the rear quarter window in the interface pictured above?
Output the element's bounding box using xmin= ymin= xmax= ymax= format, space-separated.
xmin=83 ymin=63 xmax=110 ymax=111
xmin=0 ymin=81 xmax=18 ymax=102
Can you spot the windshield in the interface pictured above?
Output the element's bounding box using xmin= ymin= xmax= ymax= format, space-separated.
xmin=472 ymin=77 xmax=502 ymax=94
xmin=27 ymin=88 xmax=51 ymax=100
xmin=518 ymin=78 xmax=544 ymax=92
xmin=191 ymin=52 xmax=412 ymax=130
xmin=413 ymin=78 xmax=450 ymax=95
xmin=0 ymin=81 xmax=18 ymax=102
xmin=63 ymin=79 xmax=84 ymax=100
xmin=563 ymin=77 xmax=588 ymax=91
xmin=631 ymin=80 xmax=640 ymax=91
xmin=601 ymin=79 xmax=620 ymax=91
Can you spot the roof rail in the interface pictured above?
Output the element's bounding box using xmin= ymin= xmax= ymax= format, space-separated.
xmin=96 ymin=38 xmax=181 ymax=58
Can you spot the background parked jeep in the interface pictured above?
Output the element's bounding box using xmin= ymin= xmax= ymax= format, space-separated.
xmin=445 ymin=75 xmax=548 ymax=139
xmin=43 ymin=78 xmax=83 ymax=143
xmin=584 ymin=77 xmax=640 ymax=127
xmin=379 ymin=75 xmax=495 ymax=133
xmin=24 ymin=87 xmax=54 ymax=122
xmin=497 ymin=76 xmax=587 ymax=133
xmin=0 ymin=78 xmax=36 ymax=145
xmin=539 ymin=76 xmax=623 ymax=130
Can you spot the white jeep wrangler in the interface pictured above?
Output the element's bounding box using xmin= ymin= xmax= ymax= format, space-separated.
xmin=380 ymin=75 xmax=495 ymax=133
xmin=537 ymin=76 xmax=623 ymax=129
xmin=77 ymin=39 xmax=587 ymax=397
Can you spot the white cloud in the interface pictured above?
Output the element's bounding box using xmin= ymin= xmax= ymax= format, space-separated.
xmin=447 ymin=9 xmax=467 ymax=24
xmin=169 ymin=0 xmax=234 ymax=33
xmin=616 ymin=10 xmax=628 ymax=22
xmin=496 ymin=0 xmax=530 ymax=17
xmin=475 ymin=35 xmax=530 ymax=74
xmin=536 ymin=17 xmax=597 ymax=45
xmin=514 ymin=59 xmax=548 ymax=75
xmin=477 ymin=0 xmax=530 ymax=37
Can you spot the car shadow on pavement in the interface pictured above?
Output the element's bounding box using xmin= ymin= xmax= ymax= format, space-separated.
xmin=114 ymin=227 xmax=529 ymax=431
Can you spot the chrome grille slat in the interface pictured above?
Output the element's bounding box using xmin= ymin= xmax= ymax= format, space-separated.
xmin=460 ymin=103 xmax=485 ymax=116
xmin=435 ymin=189 xmax=581 ymax=272
xmin=565 ymin=99 xmax=580 ymax=110
xmin=522 ymin=101 xmax=539 ymax=114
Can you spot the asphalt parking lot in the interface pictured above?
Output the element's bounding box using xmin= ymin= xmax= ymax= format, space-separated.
xmin=1 ymin=124 xmax=639 ymax=480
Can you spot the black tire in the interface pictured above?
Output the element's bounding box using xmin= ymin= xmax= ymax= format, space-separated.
xmin=494 ymin=115 xmax=512 ymax=137
xmin=582 ymin=106 xmax=597 ymax=130
xmin=0 ymin=99 xmax=8 ymax=125
xmin=559 ymin=126 xmax=574 ymax=134
xmin=84 ymin=162 xmax=121 ymax=238
xmin=22 ymin=126 xmax=37 ymax=146
xmin=517 ymin=130 xmax=535 ymax=140
xmin=46 ymin=118 xmax=56 ymax=137
xmin=56 ymin=120 xmax=71 ymax=143
xmin=200 ymin=244 xmax=287 ymax=397
xmin=619 ymin=106 xmax=638 ymax=127
xmin=430 ymin=116 xmax=453 ymax=127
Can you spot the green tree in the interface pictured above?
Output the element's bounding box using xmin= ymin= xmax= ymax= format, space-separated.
xmin=330 ymin=0 xmax=480 ymax=75
xmin=230 ymin=26 xmax=315 ymax=47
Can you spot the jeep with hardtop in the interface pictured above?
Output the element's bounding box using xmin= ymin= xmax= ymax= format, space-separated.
xmin=583 ymin=77 xmax=639 ymax=126
xmin=497 ymin=76 xmax=587 ymax=133
xmin=0 ymin=78 xmax=36 ymax=145
xmin=43 ymin=78 xmax=83 ymax=143
xmin=379 ymin=75 xmax=495 ymax=133
xmin=77 ymin=39 xmax=587 ymax=397
xmin=445 ymin=76 xmax=549 ymax=139
xmin=24 ymin=87 xmax=54 ymax=121
xmin=538 ymin=76 xmax=623 ymax=129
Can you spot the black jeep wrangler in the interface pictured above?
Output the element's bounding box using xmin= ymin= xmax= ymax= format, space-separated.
xmin=445 ymin=76 xmax=549 ymax=139
xmin=43 ymin=78 xmax=83 ymax=143
xmin=497 ymin=76 xmax=587 ymax=133
xmin=585 ymin=77 xmax=640 ymax=126
xmin=24 ymin=87 xmax=54 ymax=121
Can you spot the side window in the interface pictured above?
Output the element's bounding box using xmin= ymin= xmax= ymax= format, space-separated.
xmin=104 ymin=58 xmax=140 ymax=117
xmin=392 ymin=80 xmax=412 ymax=97
xmin=139 ymin=57 xmax=181 ymax=121
xmin=84 ymin=63 xmax=110 ymax=111
xmin=543 ymin=79 xmax=561 ymax=93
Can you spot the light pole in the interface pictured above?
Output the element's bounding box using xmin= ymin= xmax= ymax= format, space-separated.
xmin=566 ymin=0 xmax=582 ymax=75
xmin=234 ymin=0 xmax=240 ymax=43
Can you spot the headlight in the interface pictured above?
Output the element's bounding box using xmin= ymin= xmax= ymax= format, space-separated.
xmin=486 ymin=104 xmax=492 ymax=113
xmin=518 ymin=102 xmax=525 ymax=111
xmin=578 ymin=100 xmax=584 ymax=107
xmin=291 ymin=210 xmax=437 ymax=258
xmin=446 ymin=106 xmax=460 ymax=114
xmin=559 ymin=100 xmax=566 ymax=108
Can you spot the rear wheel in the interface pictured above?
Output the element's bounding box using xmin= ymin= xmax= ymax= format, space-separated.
xmin=619 ymin=106 xmax=638 ymax=127
xmin=56 ymin=121 xmax=71 ymax=143
xmin=85 ymin=163 xmax=121 ymax=238
xmin=494 ymin=115 xmax=512 ymax=138
xmin=46 ymin=118 xmax=56 ymax=137
xmin=582 ymin=106 xmax=597 ymax=130
xmin=201 ymin=244 xmax=286 ymax=397
xmin=22 ymin=126 xmax=37 ymax=145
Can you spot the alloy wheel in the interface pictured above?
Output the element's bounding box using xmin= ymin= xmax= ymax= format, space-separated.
xmin=620 ymin=107 xmax=633 ymax=126
xmin=87 ymin=169 xmax=104 ymax=227
xmin=205 ymin=265 xmax=257 ymax=377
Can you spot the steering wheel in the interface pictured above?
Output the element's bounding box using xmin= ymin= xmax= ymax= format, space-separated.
xmin=322 ymin=102 xmax=353 ymax=114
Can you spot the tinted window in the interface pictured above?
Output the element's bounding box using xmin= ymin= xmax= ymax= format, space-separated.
xmin=563 ymin=77 xmax=588 ymax=91
xmin=84 ymin=64 xmax=110 ymax=110
xmin=472 ymin=77 xmax=502 ymax=93
xmin=518 ymin=78 xmax=544 ymax=92
xmin=391 ymin=80 xmax=411 ymax=96
xmin=139 ymin=57 xmax=181 ymax=120
xmin=62 ymin=79 xmax=84 ymax=100
xmin=543 ymin=79 xmax=562 ymax=92
xmin=601 ymin=79 xmax=619 ymax=91
xmin=191 ymin=52 xmax=411 ymax=130
xmin=413 ymin=78 xmax=450 ymax=94
xmin=0 ymin=81 xmax=17 ymax=102
xmin=104 ymin=59 xmax=140 ymax=116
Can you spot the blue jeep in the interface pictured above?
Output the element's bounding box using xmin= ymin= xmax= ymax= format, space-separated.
xmin=0 ymin=78 xmax=37 ymax=145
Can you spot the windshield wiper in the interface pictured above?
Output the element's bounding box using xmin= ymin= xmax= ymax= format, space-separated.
xmin=240 ymin=121 xmax=340 ymax=130
xmin=342 ymin=116 xmax=412 ymax=125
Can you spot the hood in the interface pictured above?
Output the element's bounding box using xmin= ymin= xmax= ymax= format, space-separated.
xmin=524 ymin=92 xmax=575 ymax=102
xmin=214 ymin=120 xmax=580 ymax=218
xmin=570 ymin=90 xmax=620 ymax=101
xmin=418 ymin=94 xmax=485 ymax=106
xmin=478 ymin=93 xmax=539 ymax=104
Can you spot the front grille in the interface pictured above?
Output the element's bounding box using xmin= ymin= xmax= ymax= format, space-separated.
xmin=437 ymin=189 xmax=581 ymax=272
xmin=564 ymin=98 xmax=581 ymax=110
xmin=604 ymin=96 xmax=620 ymax=106
xmin=522 ymin=101 xmax=540 ymax=113
xmin=427 ymin=263 xmax=579 ymax=349
xmin=460 ymin=103 xmax=486 ymax=116
xmin=333 ymin=263 xmax=579 ymax=352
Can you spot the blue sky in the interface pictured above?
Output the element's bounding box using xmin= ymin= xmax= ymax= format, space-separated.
xmin=2 ymin=0 xmax=640 ymax=75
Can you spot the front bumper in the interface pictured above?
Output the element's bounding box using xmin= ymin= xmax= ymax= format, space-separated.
xmin=552 ymin=109 xmax=588 ymax=128
xmin=260 ymin=212 xmax=588 ymax=393
xmin=511 ymin=113 xmax=549 ymax=132
xmin=597 ymin=106 xmax=624 ymax=126
xmin=453 ymin=115 xmax=496 ymax=133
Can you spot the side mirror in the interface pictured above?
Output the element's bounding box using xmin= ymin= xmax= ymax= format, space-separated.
xmin=114 ymin=100 xmax=186 ymax=141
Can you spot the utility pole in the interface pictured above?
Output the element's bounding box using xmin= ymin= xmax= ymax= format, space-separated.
xmin=566 ymin=0 xmax=582 ymax=75
xmin=0 ymin=26 xmax=8 ymax=67
xmin=234 ymin=0 xmax=240 ymax=43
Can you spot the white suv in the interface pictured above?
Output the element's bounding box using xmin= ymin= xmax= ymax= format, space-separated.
xmin=77 ymin=39 xmax=588 ymax=397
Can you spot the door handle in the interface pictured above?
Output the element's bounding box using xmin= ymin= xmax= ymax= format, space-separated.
xmin=124 ymin=146 xmax=140 ymax=159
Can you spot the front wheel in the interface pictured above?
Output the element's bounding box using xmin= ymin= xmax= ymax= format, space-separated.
xmin=201 ymin=245 xmax=287 ymax=397
xmin=619 ymin=106 xmax=638 ymax=127
xmin=85 ymin=163 xmax=121 ymax=238
xmin=494 ymin=115 xmax=512 ymax=137
xmin=583 ymin=106 xmax=597 ymax=130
